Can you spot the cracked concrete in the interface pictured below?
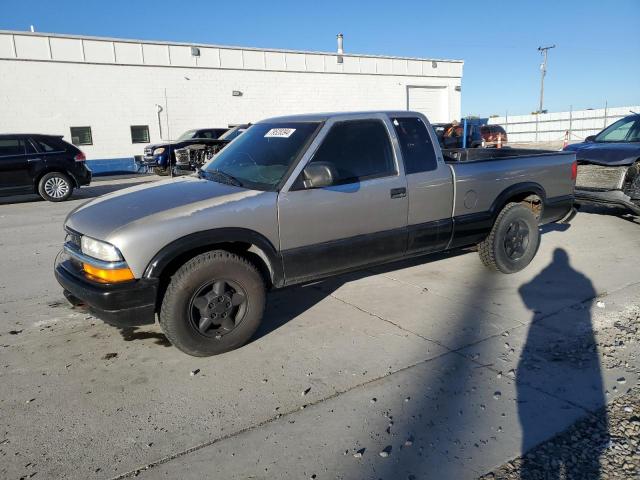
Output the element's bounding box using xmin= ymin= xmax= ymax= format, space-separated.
xmin=1 ymin=178 xmax=639 ymax=479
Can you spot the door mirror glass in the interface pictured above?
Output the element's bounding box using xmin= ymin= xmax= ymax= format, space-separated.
xmin=302 ymin=162 xmax=335 ymax=188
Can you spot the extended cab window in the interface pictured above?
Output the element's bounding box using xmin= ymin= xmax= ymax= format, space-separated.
xmin=0 ymin=138 xmax=25 ymax=156
xmin=309 ymin=119 xmax=395 ymax=185
xmin=392 ymin=117 xmax=438 ymax=174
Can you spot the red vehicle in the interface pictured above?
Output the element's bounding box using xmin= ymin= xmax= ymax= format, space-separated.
xmin=481 ymin=124 xmax=508 ymax=147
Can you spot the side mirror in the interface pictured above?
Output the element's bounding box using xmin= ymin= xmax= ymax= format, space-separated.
xmin=585 ymin=135 xmax=596 ymax=142
xmin=302 ymin=162 xmax=335 ymax=189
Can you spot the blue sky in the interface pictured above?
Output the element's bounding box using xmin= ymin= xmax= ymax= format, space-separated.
xmin=2 ymin=0 xmax=638 ymax=117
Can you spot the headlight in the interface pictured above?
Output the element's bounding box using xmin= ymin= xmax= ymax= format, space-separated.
xmin=153 ymin=147 xmax=165 ymax=155
xmin=81 ymin=236 xmax=123 ymax=262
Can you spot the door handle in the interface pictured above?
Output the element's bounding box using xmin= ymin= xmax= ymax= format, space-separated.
xmin=390 ymin=187 xmax=407 ymax=199
xmin=27 ymin=158 xmax=42 ymax=163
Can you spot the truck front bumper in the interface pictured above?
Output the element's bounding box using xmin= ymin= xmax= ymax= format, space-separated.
xmin=575 ymin=189 xmax=640 ymax=215
xmin=54 ymin=251 xmax=158 ymax=327
xmin=142 ymin=153 xmax=168 ymax=167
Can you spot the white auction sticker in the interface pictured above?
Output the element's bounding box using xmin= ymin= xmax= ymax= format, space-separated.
xmin=264 ymin=128 xmax=296 ymax=138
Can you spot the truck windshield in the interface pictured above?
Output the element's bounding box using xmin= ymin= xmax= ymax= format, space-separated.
xmin=177 ymin=129 xmax=198 ymax=141
xmin=202 ymin=122 xmax=320 ymax=191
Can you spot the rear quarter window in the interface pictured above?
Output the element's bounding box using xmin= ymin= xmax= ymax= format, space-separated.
xmin=392 ymin=117 xmax=438 ymax=174
xmin=32 ymin=136 xmax=71 ymax=152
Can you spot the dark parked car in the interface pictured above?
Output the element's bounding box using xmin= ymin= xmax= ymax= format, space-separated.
xmin=432 ymin=122 xmax=483 ymax=148
xmin=480 ymin=124 xmax=508 ymax=147
xmin=0 ymin=134 xmax=91 ymax=202
xmin=564 ymin=113 xmax=640 ymax=214
xmin=142 ymin=128 xmax=229 ymax=175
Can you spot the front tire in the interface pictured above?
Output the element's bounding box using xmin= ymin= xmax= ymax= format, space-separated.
xmin=38 ymin=172 xmax=73 ymax=202
xmin=478 ymin=202 xmax=540 ymax=273
xmin=159 ymin=250 xmax=266 ymax=356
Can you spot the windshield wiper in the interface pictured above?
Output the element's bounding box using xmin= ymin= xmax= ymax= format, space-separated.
xmin=204 ymin=169 xmax=243 ymax=187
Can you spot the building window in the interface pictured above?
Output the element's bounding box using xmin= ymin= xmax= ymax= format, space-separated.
xmin=130 ymin=125 xmax=150 ymax=144
xmin=70 ymin=126 xmax=93 ymax=146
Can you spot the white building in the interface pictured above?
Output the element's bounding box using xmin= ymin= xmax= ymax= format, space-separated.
xmin=0 ymin=30 xmax=463 ymax=167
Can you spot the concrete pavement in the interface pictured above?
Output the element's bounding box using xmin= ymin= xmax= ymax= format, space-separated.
xmin=0 ymin=177 xmax=638 ymax=479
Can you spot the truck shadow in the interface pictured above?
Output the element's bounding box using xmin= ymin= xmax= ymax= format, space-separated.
xmin=577 ymin=203 xmax=640 ymax=225
xmin=117 ymin=326 xmax=172 ymax=347
xmin=253 ymin=248 xmax=471 ymax=341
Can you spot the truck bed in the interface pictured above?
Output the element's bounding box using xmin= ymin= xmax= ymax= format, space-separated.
xmin=445 ymin=147 xmax=576 ymax=222
xmin=442 ymin=147 xmax=565 ymax=163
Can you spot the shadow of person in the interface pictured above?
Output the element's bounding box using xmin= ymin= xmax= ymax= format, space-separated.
xmin=517 ymin=248 xmax=608 ymax=479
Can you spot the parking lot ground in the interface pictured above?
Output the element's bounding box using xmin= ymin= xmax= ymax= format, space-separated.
xmin=1 ymin=177 xmax=639 ymax=479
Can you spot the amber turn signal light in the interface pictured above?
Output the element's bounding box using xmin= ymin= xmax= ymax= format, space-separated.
xmin=83 ymin=263 xmax=134 ymax=283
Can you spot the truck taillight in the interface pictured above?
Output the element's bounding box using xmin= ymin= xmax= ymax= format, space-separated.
xmin=74 ymin=152 xmax=86 ymax=162
xmin=571 ymin=161 xmax=577 ymax=181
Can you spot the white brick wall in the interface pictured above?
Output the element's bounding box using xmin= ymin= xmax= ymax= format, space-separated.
xmin=0 ymin=31 xmax=463 ymax=160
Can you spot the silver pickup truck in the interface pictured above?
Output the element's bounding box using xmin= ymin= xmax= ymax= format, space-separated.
xmin=55 ymin=111 xmax=576 ymax=356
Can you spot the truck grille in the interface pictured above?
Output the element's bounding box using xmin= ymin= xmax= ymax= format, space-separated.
xmin=144 ymin=147 xmax=153 ymax=156
xmin=576 ymin=164 xmax=628 ymax=190
xmin=175 ymin=148 xmax=190 ymax=165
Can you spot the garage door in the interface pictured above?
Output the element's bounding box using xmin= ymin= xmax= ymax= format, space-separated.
xmin=407 ymin=86 xmax=448 ymax=123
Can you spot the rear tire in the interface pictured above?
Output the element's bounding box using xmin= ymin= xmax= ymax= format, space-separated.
xmin=38 ymin=172 xmax=73 ymax=202
xmin=159 ymin=250 xmax=266 ymax=356
xmin=478 ymin=202 xmax=540 ymax=273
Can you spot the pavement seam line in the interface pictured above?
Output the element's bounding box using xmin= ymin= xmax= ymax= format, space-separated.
xmin=316 ymin=287 xmax=449 ymax=348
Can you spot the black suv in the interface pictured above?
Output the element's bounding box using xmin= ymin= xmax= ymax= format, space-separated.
xmin=0 ymin=134 xmax=91 ymax=202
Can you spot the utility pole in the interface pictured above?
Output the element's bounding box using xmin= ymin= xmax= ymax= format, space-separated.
xmin=537 ymin=44 xmax=555 ymax=114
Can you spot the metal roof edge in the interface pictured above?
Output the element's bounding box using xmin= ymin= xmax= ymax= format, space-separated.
xmin=0 ymin=30 xmax=464 ymax=64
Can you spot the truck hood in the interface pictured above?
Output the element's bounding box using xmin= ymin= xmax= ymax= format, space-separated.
xmin=564 ymin=142 xmax=640 ymax=166
xmin=66 ymin=176 xmax=263 ymax=241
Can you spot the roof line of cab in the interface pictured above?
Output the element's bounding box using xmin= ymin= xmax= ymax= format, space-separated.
xmin=258 ymin=110 xmax=425 ymax=123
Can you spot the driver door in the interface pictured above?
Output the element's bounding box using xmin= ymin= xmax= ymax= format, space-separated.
xmin=277 ymin=115 xmax=409 ymax=285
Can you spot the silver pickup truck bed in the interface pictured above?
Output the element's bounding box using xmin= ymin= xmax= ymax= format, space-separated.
xmin=443 ymin=147 xmax=576 ymax=221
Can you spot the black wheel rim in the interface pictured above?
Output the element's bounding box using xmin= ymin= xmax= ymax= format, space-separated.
xmin=188 ymin=279 xmax=248 ymax=338
xmin=503 ymin=220 xmax=530 ymax=260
